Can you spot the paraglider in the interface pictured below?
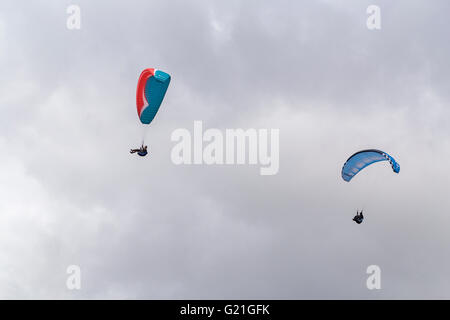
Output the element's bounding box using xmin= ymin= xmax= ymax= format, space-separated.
xmin=353 ymin=210 xmax=364 ymax=224
xmin=131 ymin=68 xmax=171 ymax=157
xmin=130 ymin=145 xmax=148 ymax=157
xmin=341 ymin=149 xmax=400 ymax=224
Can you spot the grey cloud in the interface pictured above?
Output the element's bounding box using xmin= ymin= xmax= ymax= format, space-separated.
xmin=0 ymin=0 xmax=449 ymax=299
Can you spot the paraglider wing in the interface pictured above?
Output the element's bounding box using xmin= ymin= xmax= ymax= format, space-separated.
xmin=341 ymin=149 xmax=400 ymax=182
xmin=136 ymin=68 xmax=171 ymax=125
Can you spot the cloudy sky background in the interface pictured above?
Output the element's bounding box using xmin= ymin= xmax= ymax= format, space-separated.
xmin=1 ymin=0 xmax=450 ymax=298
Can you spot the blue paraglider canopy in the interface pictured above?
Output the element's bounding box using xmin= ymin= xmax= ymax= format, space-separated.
xmin=341 ymin=149 xmax=400 ymax=182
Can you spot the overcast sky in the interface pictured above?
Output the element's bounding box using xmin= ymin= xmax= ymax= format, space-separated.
xmin=1 ymin=0 xmax=450 ymax=299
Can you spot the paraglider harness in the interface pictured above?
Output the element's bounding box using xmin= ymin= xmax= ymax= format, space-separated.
xmin=353 ymin=210 xmax=364 ymax=224
xmin=130 ymin=144 xmax=148 ymax=157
